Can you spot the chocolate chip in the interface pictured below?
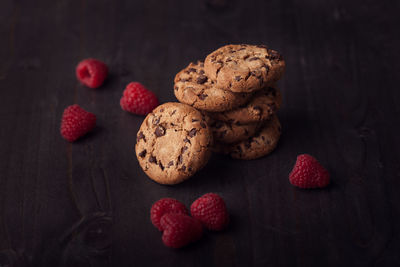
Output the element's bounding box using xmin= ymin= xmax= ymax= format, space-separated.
xmin=159 ymin=162 xmax=164 ymax=170
xmin=192 ymin=119 xmax=199 ymax=122
xmin=198 ymin=93 xmax=208 ymax=100
xmin=152 ymin=117 xmax=160 ymax=125
xmin=199 ymin=70 xmax=205 ymax=75
xmin=235 ymin=76 xmax=241 ymax=81
xmin=196 ymin=75 xmax=207 ymax=84
xmin=155 ymin=126 xmax=166 ymax=137
xmin=171 ymin=110 xmax=177 ymax=115
xmin=267 ymin=49 xmax=282 ymax=60
xmin=181 ymin=146 xmax=188 ymax=153
xmin=243 ymin=55 xmax=250 ymax=60
xmin=139 ymin=150 xmax=146 ymax=158
xmin=183 ymin=137 xmax=191 ymax=143
xmin=179 ymin=165 xmax=186 ymax=171
xmin=245 ymin=141 xmax=252 ymax=149
xmin=178 ymin=154 xmax=183 ymax=164
xmin=137 ymin=131 xmax=146 ymax=142
xmin=226 ymin=58 xmax=232 ymax=62
xmin=214 ymin=121 xmax=223 ymax=129
xmin=188 ymin=68 xmax=197 ymax=73
xmin=200 ymin=122 xmax=206 ymax=128
xmin=249 ymin=57 xmax=259 ymax=61
xmin=149 ymin=156 xmax=157 ymax=163
xmin=168 ymin=161 xmax=174 ymax=167
xmin=188 ymin=128 xmax=197 ymax=137
xmin=159 ymin=109 xmax=164 ymax=112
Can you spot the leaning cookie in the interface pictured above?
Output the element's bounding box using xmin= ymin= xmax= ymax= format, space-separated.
xmin=135 ymin=102 xmax=213 ymax=185
xmin=221 ymin=115 xmax=281 ymax=160
xmin=174 ymin=61 xmax=252 ymax=112
xmin=204 ymin=44 xmax=285 ymax=93
xmin=208 ymin=86 xmax=282 ymax=125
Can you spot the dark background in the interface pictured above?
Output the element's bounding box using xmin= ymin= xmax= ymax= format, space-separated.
xmin=1 ymin=0 xmax=400 ymax=266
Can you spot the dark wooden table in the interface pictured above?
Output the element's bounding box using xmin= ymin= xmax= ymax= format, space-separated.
xmin=1 ymin=0 xmax=400 ymax=266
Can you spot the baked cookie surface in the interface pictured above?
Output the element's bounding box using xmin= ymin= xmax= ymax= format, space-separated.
xmin=220 ymin=115 xmax=281 ymax=160
xmin=204 ymin=44 xmax=285 ymax=93
xmin=208 ymin=86 xmax=282 ymax=124
xmin=135 ymin=102 xmax=213 ymax=185
xmin=207 ymin=117 xmax=261 ymax=144
xmin=174 ymin=61 xmax=251 ymax=112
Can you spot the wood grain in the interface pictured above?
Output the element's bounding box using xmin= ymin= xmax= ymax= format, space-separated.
xmin=0 ymin=0 xmax=400 ymax=266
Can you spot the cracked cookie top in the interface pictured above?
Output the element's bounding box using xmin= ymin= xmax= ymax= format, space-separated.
xmin=204 ymin=44 xmax=285 ymax=93
xmin=174 ymin=61 xmax=252 ymax=112
xmin=135 ymin=102 xmax=213 ymax=185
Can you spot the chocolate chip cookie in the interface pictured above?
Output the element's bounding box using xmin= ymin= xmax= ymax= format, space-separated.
xmin=208 ymin=86 xmax=282 ymax=124
xmin=174 ymin=61 xmax=251 ymax=112
xmin=206 ymin=117 xmax=261 ymax=144
xmin=135 ymin=102 xmax=213 ymax=185
xmin=221 ymin=115 xmax=281 ymax=160
xmin=204 ymin=44 xmax=285 ymax=93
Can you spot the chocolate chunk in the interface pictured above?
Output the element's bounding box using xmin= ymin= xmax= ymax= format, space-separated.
xmin=188 ymin=128 xmax=197 ymax=137
xmin=181 ymin=146 xmax=188 ymax=153
xmin=245 ymin=141 xmax=252 ymax=149
xmin=139 ymin=150 xmax=146 ymax=158
xmin=196 ymin=75 xmax=207 ymax=84
xmin=137 ymin=131 xmax=146 ymax=142
xmin=267 ymin=49 xmax=282 ymax=60
xmin=199 ymin=70 xmax=205 ymax=75
xmin=183 ymin=137 xmax=191 ymax=143
xmin=149 ymin=156 xmax=157 ymax=163
xmin=179 ymin=165 xmax=186 ymax=171
xmin=188 ymin=68 xmax=197 ymax=73
xmin=249 ymin=57 xmax=259 ymax=61
xmin=243 ymin=55 xmax=250 ymax=60
xmin=235 ymin=76 xmax=241 ymax=81
xmin=200 ymin=122 xmax=206 ymax=128
xmin=155 ymin=126 xmax=166 ymax=137
xmin=159 ymin=162 xmax=164 ymax=170
xmin=198 ymin=93 xmax=208 ymax=100
xmin=226 ymin=58 xmax=232 ymax=62
xmin=214 ymin=121 xmax=223 ymax=129
xmin=177 ymin=155 xmax=183 ymax=164
xmin=168 ymin=161 xmax=174 ymax=167
xmin=152 ymin=117 xmax=160 ymax=125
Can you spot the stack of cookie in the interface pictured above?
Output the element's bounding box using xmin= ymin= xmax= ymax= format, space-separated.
xmin=174 ymin=44 xmax=285 ymax=160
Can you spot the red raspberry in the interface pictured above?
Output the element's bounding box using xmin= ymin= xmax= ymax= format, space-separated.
xmin=190 ymin=193 xmax=229 ymax=231
xmin=160 ymin=213 xmax=203 ymax=248
xmin=289 ymin=154 xmax=330 ymax=188
xmin=60 ymin=104 xmax=96 ymax=142
xmin=150 ymin=198 xmax=188 ymax=231
xmin=76 ymin=58 xmax=108 ymax=88
xmin=120 ymin=82 xmax=159 ymax=115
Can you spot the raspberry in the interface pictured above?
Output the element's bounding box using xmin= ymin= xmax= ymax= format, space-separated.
xmin=120 ymin=82 xmax=159 ymax=115
xmin=60 ymin=104 xmax=96 ymax=142
xmin=76 ymin=58 xmax=108 ymax=88
xmin=190 ymin=193 xmax=229 ymax=231
xmin=150 ymin=198 xmax=188 ymax=231
xmin=160 ymin=213 xmax=203 ymax=248
xmin=289 ymin=154 xmax=330 ymax=188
